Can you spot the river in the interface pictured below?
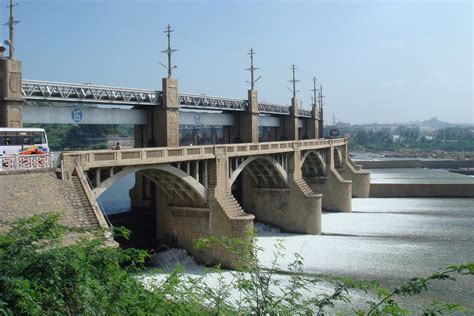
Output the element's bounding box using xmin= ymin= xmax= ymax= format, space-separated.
xmin=98 ymin=169 xmax=474 ymax=311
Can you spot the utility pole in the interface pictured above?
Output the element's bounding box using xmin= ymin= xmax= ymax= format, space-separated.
xmin=246 ymin=48 xmax=261 ymax=89
xmin=289 ymin=64 xmax=299 ymax=98
xmin=160 ymin=24 xmax=178 ymax=78
xmin=5 ymin=0 xmax=20 ymax=59
xmin=318 ymin=85 xmax=324 ymax=127
xmin=310 ymin=76 xmax=318 ymax=111
xmin=318 ymin=85 xmax=324 ymax=111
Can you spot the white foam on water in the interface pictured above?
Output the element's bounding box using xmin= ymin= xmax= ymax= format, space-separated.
xmin=151 ymin=248 xmax=203 ymax=274
xmin=139 ymin=245 xmax=376 ymax=313
xmin=137 ymin=197 xmax=474 ymax=311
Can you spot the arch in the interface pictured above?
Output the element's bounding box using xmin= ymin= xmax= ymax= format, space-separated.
xmin=92 ymin=164 xmax=206 ymax=202
xmin=229 ymin=155 xmax=288 ymax=188
xmin=333 ymin=147 xmax=343 ymax=169
xmin=301 ymin=151 xmax=327 ymax=178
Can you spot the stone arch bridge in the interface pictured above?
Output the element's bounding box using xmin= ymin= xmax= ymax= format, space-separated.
xmin=61 ymin=138 xmax=369 ymax=267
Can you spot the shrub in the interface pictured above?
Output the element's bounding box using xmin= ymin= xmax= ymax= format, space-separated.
xmin=0 ymin=213 xmax=472 ymax=315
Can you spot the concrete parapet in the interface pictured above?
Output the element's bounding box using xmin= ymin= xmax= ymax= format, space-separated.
xmin=343 ymin=159 xmax=370 ymax=198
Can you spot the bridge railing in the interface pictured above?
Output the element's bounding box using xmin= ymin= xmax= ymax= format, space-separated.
xmin=60 ymin=138 xmax=347 ymax=169
xmin=22 ymin=80 xmax=313 ymax=116
xmin=22 ymin=80 xmax=161 ymax=106
xmin=61 ymin=145 xmax=217 ymax=167
xmin=215 ymin=138 xmax=346 ymax=156
xmin=0 ymin=154 xmax=54 ymax=172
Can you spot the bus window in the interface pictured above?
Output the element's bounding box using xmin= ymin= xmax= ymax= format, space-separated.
xmin=32 ymin=132 xmax=43 ymax=144
xmin=0 ymin=135 xmax=5 ymax=146
xmin=5 ymin=132 xmax=20 ymax=145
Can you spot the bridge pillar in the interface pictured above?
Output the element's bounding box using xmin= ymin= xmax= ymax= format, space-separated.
xmin=129 ymin=171 xmax=152 ymax=209
xmin=304 ymin=145 xmax=352 ymax=212
xmin=279 ymin=97 xmax=299 ymax=141
xmin=0 ymin=59 xmax=22 ymax=127
xmin=341 ymin=143 xmax=370 ymax=197
xmin=156 ymin=77 xmax=180 ymax=147
xmin=238 ymin=149 xmax=322 ymax=234
xmin=135 ymin=77 xmax=180 ymax=148
xmin=306 ymin=104 xmax=320 ymax=139
xmin=205 ymin=154 xmax=254 ymax=267
xmin=225 ymin=89 xmax=259 ymax=143
xmin=240 ymin=89 xmax=259 ymax=143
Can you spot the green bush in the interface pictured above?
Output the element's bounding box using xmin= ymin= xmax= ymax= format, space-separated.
xmin=0 ymin=213 xmax=472 ymax=315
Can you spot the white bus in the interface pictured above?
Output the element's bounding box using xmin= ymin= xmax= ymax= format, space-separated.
xmin=0 ymin=128 xmax=49 ymax=157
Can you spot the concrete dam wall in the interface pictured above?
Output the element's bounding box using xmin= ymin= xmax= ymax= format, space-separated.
xmin=370 ymin=183 xmax=474 ymax=198
xmin=355 ymin=159 xmax=474 ymax=170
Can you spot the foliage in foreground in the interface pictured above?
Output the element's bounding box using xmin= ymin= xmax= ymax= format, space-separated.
xmin=0 ymin=213 xmax=473 ymax=315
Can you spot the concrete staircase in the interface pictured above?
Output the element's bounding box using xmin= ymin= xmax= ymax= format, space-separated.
xmin=293 ymin=178 xmax=318 ymax=197
xmin=216 ymin=192 xmax=254 ymax=220
xmin=71 ymin=175 xmax=101 ymax=227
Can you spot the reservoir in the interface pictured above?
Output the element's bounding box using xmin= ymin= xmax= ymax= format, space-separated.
xmin=99 ymin=169 xmax=474 ymax=310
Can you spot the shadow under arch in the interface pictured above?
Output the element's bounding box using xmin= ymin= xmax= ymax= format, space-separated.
xmin=228 ymin=155 xmax=288 ymax=188
xmin=93 ymin=164 xmax=206 ymax=203
xmin=230 ymin=155 xmax=288 ymax=223
xmin=301 ymin=151 xmax=327 ymax=178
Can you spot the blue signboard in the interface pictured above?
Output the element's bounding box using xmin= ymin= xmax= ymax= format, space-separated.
xmin=71 ymin=108 xmax=83 ymax=123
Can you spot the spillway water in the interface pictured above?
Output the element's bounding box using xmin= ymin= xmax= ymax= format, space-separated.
xmin=99 ymin=170 xmax=474 ymax=311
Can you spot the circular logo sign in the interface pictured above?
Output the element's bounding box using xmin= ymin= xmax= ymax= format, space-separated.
xmin=71 ymin=108 xmax=83 ymax=123
xmin=193 ymin=114 xmax=201 ymax=125
xmin=9 ymin=75 xmax=20 ymax=94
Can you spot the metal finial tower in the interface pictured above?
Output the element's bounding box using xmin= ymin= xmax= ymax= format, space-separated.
xmin=289 ymin=64 xmax=299 ymax=98
xmin=310 ymin=76 xmax=318 ymax=109
xmin=5 ymin=0 xmax=20 ymax=59
xmin=160 ymin=24 xmax=178 ymax=78
xmin=318 ymin=85 xmax=325 ymax=119
xmin=246 ymin=48 xmax=261 ymax=89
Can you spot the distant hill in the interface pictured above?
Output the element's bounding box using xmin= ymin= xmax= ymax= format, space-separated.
xmin=329 ymin=117 xmax=472 ymax=129
xmin=409 ymin=117 xmax=460 ymax=129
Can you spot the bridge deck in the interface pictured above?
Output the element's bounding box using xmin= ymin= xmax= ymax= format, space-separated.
xmin=62 ymin=139 xmax=346 ymax=169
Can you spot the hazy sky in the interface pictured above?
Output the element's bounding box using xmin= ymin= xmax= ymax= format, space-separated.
xmin=4 ymin=0 xmax=473 ymax=124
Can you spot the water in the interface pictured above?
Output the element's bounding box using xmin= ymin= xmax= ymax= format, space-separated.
xmin=257 ymin=199 xmax=474 ymax=308
xmin=98 ymin=173 xmax=134 ymax=214
xmin=99 ymin=171 xmax=474 ymax=310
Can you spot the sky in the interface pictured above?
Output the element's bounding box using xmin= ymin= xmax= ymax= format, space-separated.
xmin=3 ymin=0 xmax=473 ymax=124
